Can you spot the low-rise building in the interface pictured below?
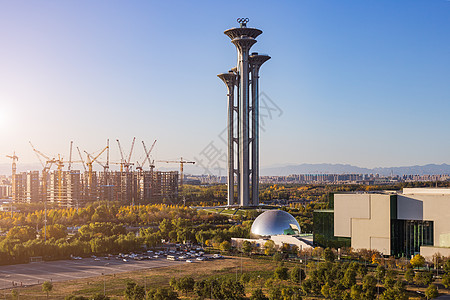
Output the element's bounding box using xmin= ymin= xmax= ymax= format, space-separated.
xmin=314 ymin=188 xmax=450 ymax=260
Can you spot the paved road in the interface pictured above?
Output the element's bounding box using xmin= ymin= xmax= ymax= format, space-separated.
xmin=0 ymin=257 xmax=183 ymax=290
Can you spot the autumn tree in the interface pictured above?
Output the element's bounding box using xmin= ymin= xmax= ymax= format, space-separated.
xmin=264 ymin=240 xmax=276 ymax=256
xmin=425 ymin=284 xmax=439 ymax=299
xmin=45 ymin=224 xmax=67 ymax=240
xmin=7 ymin=226 xmax=36 ymax=242
xmin=410 ymin=254 xmax=425 ymax=269
xmin=323 ymin=247 xmax=335 ymax=262
xmin=42 ymin=281 xmax=53 ymax=299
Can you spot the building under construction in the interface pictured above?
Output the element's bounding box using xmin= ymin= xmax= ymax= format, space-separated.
xmin=12 ymin=170 xmax=178 ymax=207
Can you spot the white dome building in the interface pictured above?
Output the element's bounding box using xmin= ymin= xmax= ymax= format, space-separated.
xmin=231 ymin=209 xmax=313 ymax=250
xmin=250 ymin=210 xmax=301 ymax=238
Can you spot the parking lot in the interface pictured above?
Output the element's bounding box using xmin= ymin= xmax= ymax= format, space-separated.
xmin=0 ymin=256 xmax=185 ymax=290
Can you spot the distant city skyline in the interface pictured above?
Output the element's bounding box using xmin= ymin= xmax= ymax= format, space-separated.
xmin=1 ymin=0 xmax=449 ymax=171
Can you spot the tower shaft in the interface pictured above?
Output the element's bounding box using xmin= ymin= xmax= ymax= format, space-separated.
xmin=219 ymin=19 xmax=269 ymax=207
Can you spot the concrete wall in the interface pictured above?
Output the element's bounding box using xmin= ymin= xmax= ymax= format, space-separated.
xmin=270 ymin=235 xmax=313 ymax=250
xmin=334 ymin=194 xmax=370 ymax=237
xmin=231 ymin=235 xmax=313 ymax=250
xmin=351 ymin=194 xmax=391 ymax=254
xmin=420 ymin=246 xmax=450 ymax=261
xmin=334 ymin=193 xmax=391 ymax=253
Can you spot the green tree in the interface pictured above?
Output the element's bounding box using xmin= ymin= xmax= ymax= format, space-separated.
xmin=268 ymin=286 xmax=282 ymax=300
xmin=290 ymin=266 xmax=306 ymax=283
xmin=375 ymin=265 xmax=386 ymax=281
xmin=273 ymin=252 xmax=283 ymax=262
xmin=42 ymin=281 xmax=53 ymax=299
xmin=357 ymin=264 xmax=368 ymax=278
xmin=350 ymin=285 xmax=362 ymax=300
xmin=444 ymin=259 xmax=450 ymax=273
xmin=64 ymin=296 xmax=89 ymax=300
xmin=7 ymin=225 xmax=37 ymax=242
xmin=264 ymin=240 xmax=276 ymax=256
xmin=147 ymin=287 xmax=179 ymax=300
xmin=323 ymin=248 xmax=335 ymax=262
xmin=442 ymin=274 xmax=450 ymax=288
xmin=321 ymin=282 xmax=331 ymax=298
xmin=176 ymin=276 xmax=195 ymax=296
xmin=45 ymin=224 xmax=67 ymax=240
xmin=92 ymin=294 xmax=111 ymax=300
xmin=274 ymin=266 xmax=289 ymax=280
xmin=281 ymin=285 xmax=302 ymax=299
xmin=414 ymin=271 xmax=434 ymax=286
xmin=240 ymin=273 xmax=251 ymax=284
xmin=383 ymin=272 xmax=396 ymax=289
xmin=341 ymin=268 xmax=357 ymax=288
xmin=193 ymin=280 xmax=210 ymax=299
xmin=220 ymin=241 xmax=231 ymax=252
xmin=404 ymin=269 xmax=415 ymax=283
xmin=169 ymin=277 xmax=177 ymax=290
xmin=124 ymin=281 xmax=145 ymax=300
xmin=425 ymin=284 xmax=439 ymax=299
xmin=242 ymin=241 xmax=252 ymax=255
xmin=410 ymin=254 xmax=425 ymax=269
xmin=220 ymin=279 xmax=245 ymax=300
xmin=361 ymin=275 xmax=376 ymax=300
xmin=250 ymin=288 xmax=268 ymax=300
xmin=159 ymin=219 xmax=173 ymax=236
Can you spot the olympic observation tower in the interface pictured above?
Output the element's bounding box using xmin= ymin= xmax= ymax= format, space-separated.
xmin=218 ymin=18 xmax=270 ymax=207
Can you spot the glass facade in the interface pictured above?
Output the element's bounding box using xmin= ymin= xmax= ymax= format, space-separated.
xmin=313 ymin=210 xmax=350 ymax=248
xmin=391 ymin=220 xmax=434 ymax=258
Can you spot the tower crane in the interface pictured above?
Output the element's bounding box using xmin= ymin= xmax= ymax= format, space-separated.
xmin=29 ymin=142 xmax=57 ymax=242
xmin=68 ymin=141 xmax=73 ymax=172
xmin=116 ymin=137 xmax=136 ymax=173
xmin=6 ymin=152 xmax=18 ymax=201
xmin=157 ymin=157 xmax=195 ymax=194
xmin=83 ymin=145 xmax=108 ymax=188
xmin=138 ymin=140 xmax=157 ymax=172
xmin=29 ymin=141 xmax=57 ymax=202
xmin=76 ymin=147 xmax=87 ymax=172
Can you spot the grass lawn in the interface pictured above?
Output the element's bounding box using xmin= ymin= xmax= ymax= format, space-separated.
xmin=6 ymin=255 xmax=450 ymax=299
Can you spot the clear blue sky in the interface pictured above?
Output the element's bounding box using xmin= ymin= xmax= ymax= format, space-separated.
xmin=0 ymin=0 xmax=449 ymax=173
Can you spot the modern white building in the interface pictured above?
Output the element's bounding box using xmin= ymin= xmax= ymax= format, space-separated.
xmin=321 ymin=188 xmax=450 ymax=259
xmin=232 ymin=210 xmax=313 ymax=251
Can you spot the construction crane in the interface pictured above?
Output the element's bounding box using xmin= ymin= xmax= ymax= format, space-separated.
xmin=83 ymin=145 xmax=108 ymax=188
xmin=68 ymin=141 xmax=73 ymax=171
xmin=116 ymin=137 xmax=136 ymax=173
xmin=157 ymin=157 xmax=195 ymax=194
xmin=138 ymin=140 xmax=157 ymax=172
xmin=29 ymin=142 xmax=57 ymax=202
xmin=6 ymin=152 xmax=18 ymax=202
xmin=29 ymin=142 xmax=57 ymax=242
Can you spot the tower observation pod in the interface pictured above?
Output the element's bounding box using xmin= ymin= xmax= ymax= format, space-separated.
xmin=218 ymin=18 xmax=270 ymax=207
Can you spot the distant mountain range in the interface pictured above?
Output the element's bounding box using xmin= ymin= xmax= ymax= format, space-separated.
xmin=1 ymin=162 xmax=450 ymax=177
xmin=260 ymin=163 xmax=450 ymax=176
